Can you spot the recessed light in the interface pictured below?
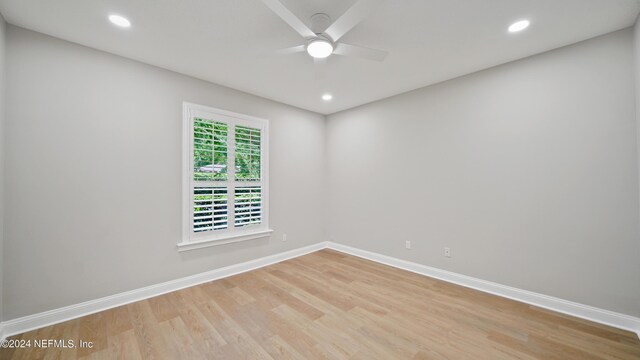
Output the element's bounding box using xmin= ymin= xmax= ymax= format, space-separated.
xmin=322 ymin=94 xmax=333 ymax=101
xmin=109 ymin=14 xmax=131 ymax=28
xmin=508 ymin=20 xmax=530 ymax=33
xmin=307 ymin=39 xmax=334 ymax=59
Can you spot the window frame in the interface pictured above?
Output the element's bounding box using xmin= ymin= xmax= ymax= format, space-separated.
xmin=179 ymin=102 xmax=271 ymax=252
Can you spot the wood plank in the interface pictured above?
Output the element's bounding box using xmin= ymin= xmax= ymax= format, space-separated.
xmin=1 ymin=249 xmax=638 ymax=360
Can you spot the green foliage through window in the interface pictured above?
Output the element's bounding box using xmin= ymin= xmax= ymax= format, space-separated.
xmin=193 ymin=118 xmax=228 ymax=181
xmin=190 ymin=114 xmax=264 ymax=235
xmin=235 ymin=187 xmax=261 ymax=227
xmin=193 ymin=187 xmax=228 ymax=232
xmin=235 ymin=125 xmax=261 ymax=181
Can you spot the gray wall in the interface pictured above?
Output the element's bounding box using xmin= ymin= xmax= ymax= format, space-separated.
xmin=0 ymin=14 xmax=5 ymax=324
xmin=3 ymin=23 xmax=640 ymax=321
xmin=633 ymin=15 xmax=640 ymax=268
xmin=326 ymin=29 xmax=640 ymax=316
xmin=3 ymin=26 xmax=326 ymax=320
xmin=635 ymin=16 xmax=640 ymax=318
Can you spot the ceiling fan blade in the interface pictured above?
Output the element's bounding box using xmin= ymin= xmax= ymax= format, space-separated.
xmin=314 ymin=57 xmax=326 ymax=80
xmin=334 ymin=43 xmax=388 ymax=62
xmin=275 ymin=44 xmax=306 ymax=55
xmin=260 ymin=0 xmax=316 ymax=39
xmin=324 ymin=0 xmax=382 ymax=42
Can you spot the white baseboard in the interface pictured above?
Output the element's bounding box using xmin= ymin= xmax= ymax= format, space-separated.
xmin=326 ymin=242 xmax=640 ymax=338
xmin=2 ymin=240 xmax=639 ymax=341
xmin=0 ymin=242 xmax=326 ymax=340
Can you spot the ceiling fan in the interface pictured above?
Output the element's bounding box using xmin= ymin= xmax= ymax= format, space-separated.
xmin=260 ymin=0 xmax=389 ymax=63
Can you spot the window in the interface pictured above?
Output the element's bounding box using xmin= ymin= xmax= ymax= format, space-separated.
xmin=179 ymin=103 xmax=271 ymax=251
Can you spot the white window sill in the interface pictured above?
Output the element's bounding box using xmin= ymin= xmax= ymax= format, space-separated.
xmin=177 ymin=229 xmax=274 ymax=252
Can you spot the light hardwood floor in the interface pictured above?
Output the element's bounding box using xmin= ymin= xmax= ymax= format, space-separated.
xmin=2 ymin=249 xmax=639 ymax=359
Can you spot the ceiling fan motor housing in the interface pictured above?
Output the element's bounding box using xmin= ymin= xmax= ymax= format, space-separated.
xmin=311 ymin=13 xmax=332 ymax=37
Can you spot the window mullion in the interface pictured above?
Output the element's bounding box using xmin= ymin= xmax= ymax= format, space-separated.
xmin=228 ymin=122 xmax=236 ymax=229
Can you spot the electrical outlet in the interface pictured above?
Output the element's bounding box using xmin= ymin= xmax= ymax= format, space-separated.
xmin=406 ymin=241 xmax=411 ymax=249
xmin=444 ymin=247 xmax=451 ymax=258
xmin=283 ymin=233 xmax=287 ymax=242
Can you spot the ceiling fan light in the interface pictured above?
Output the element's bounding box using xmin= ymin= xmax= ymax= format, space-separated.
xmin=307 ymin=39 xmax=334 ymax=59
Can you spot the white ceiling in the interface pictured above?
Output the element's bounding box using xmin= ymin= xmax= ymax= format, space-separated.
xmin=0 ymin=0 xmax=638 ymax=114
